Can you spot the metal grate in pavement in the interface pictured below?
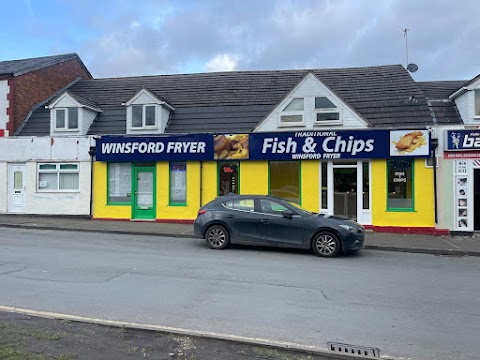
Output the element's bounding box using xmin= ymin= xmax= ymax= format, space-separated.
xmin=328 ymin=342 xmax=380 ymax=358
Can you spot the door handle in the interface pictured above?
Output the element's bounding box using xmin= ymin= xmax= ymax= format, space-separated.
xmin=226 ymin=215 xmax=234 ymax=218
xmin=261 ymin=219 xmax=270 ymax=224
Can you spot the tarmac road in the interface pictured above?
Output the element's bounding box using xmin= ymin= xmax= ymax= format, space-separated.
xmin=0 ymin=227 xmax=479 ymax=360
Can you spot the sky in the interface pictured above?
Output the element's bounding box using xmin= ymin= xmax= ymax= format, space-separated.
xmin=1 ymin=0 xmax=479 ymax=81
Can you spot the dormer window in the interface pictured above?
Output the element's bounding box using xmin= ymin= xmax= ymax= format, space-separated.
xmin=314 ymin=96 xmax=341 ymax=125
xmin=48 ymin=92 xmax=101 ymax=135
xmin=132 ymin=105 xmax=156 ymax=128
xmin=279 ymin=98 xmax=304 ymax=125
xmin=55 ymin=108 xmax=79 ymax=130
xmin=125 ymin=88 xmax=174 ymax=134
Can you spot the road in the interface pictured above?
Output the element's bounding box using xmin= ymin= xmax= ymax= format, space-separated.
xmin=0 ymin=228 xmax=479 ymax=360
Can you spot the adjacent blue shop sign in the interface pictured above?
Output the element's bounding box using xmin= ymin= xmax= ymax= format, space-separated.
xmin=446 ymin=130 xmax=480 ymax=151
xmin=249 ymin=130 xmax=430 ymax=160
xmin=96 ymin=134 xmax=214 ymax=161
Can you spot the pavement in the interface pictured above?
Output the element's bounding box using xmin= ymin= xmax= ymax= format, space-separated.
xmin=1 ymin=214 xmax=479 ymax=256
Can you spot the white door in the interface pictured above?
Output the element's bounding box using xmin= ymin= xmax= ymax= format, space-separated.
xmin=8 ymin=164 xmax=26 ymax=213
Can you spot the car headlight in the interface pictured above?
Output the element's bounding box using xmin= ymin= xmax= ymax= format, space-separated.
xmin=339 ymin=224 xmax=361 ymax=233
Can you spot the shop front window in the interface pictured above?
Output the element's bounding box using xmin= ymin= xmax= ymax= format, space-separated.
xmin=218 ymin=162 xmax=239 ymax=196
xmin=321 ymin=162 xmax=328 ymax=209
xmin=363 ymin=161 xmax=370 ymax=209
xmin=269 ymin=161 xmax=300 ymax=204
xmin=387 ymin=159 xmax=414 ymax=210
xmin=170 ymin=162 xmax=187 ymax=205
xmin=108 ymin=163 xmax=132 ymax=204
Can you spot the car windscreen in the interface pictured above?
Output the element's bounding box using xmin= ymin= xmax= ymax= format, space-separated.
xmin=287 ymin=201 xmax=314 ymax=215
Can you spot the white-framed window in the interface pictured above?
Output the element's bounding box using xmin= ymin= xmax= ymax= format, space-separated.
xmin=38 ymin=163 xmax=79 ymax=191
xmin=475 ymin=90 xmax=480 ymax=117
xmin=108 ymin=163 xmax=132 ymax=203
xmin=132 ymin=104 xmax=157 ymax=128
xmin=169 ymin=162 xmax=187 ymax=205
xmin=279 ymin=98 xmax=304 ymax=125
xmin=55 ymin=108 xmax=79 ymax=130
xmin=314 ymin=97 xmax=341 ymax=125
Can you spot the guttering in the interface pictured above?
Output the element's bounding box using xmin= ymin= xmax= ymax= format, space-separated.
xmin=449 ymin=87 xmax=467 ymax=99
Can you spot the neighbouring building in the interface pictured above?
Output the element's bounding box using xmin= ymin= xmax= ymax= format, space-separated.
xmin=0 ymin=53 xmax=92 ymax=137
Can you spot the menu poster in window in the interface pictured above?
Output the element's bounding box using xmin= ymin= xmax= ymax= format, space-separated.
xmin=455 ymin=160 xmax=468 ymax=174
xmin=455 ymin=175 xmax=469 ymax=230
xmin=219 ymin=163 xmax=238 ymax=196
xmin=170 ymin=163 xmax=186 ymax=202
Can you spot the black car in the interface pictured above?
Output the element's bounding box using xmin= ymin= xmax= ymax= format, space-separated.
xmin=194 ymin=195 xmax=364 ymax=257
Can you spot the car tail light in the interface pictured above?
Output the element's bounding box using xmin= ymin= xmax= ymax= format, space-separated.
xmin=198 ymin=209 xmax=208 ymax=215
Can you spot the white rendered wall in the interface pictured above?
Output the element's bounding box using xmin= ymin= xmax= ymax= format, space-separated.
xmin=454 ymin=92 xmax=472 ymax=123
xmin=0 ymin=136 xmax=94 ymax=215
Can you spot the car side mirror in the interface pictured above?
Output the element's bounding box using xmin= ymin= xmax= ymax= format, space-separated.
xmin=282 ymin=209 xmax=293 ymax=219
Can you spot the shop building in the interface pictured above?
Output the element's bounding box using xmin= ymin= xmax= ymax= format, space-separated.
xmin=419 ymin=75 xmax=480 ymax=234
xmin=16 ymin=65 xmax=458 ymax=233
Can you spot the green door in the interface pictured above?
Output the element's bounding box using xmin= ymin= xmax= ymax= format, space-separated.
xmin=132 ymin=167 xmax=156 ymax=220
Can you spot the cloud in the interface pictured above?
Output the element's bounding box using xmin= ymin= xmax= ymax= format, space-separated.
xmin=205 ymin=54 xmax=238 ymax=72
xmin=75 ymin=0 xmax=480 ymax=81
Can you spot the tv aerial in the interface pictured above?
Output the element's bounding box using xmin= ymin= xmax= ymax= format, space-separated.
xmin=403 ymin=28 xmax=418 ymax=73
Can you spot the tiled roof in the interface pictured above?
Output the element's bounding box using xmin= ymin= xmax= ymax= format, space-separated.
xmin=417 ymin=81 xmax=467 ymax=99
xmin=0 ymin=53 xmax=90 ymax=77
xmin=417 ymin=81 xmax=466 ymax=125
xmin=69 ymin=92 xmax=102 ymax=112
xmin=20 ymin=65 xmax=436 ymax=136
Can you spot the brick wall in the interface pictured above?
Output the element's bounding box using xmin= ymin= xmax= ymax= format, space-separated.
xmin=9 ymin=58 xmax=91 ymax=134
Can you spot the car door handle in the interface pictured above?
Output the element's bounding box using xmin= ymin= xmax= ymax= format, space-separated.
xmin=261 ymin=219 xmax=270 ymax=224
xmin=226 ymin=215 xmax=234 ymax=218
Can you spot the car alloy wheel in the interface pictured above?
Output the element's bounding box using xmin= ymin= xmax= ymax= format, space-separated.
xmin=312 ymin=232 xmax=340 ymax=257
xmin=206 ymin=225 xmax=230 ymax=249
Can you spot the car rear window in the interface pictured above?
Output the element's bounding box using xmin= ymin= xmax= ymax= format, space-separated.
xmin=224 ymin=199 xmax=255 ymax=212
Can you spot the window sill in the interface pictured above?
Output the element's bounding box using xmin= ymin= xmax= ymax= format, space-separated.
xmin=169 ymin=203 xmax=187 ymax=206
xmin=278 ymin=122 xmax=305 ymax=127
xmin=314 ymin=121 xmax=342 ymax=126
xmin=130 ymin=126 xmax=159 ymax=131
xmin=36 ymin=190 xmax=80 ymax=193
xmin=386 ymin=208 xmax=416 ymax=212
xmin=107 ymin=202 xmax=132 ymax=206
xmin=53 ymin=129 xmax=80 ymax=132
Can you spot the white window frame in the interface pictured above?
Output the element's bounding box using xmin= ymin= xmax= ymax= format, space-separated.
xmin=54 ymin=108 xmax=79 ymax=131
xmin=131 ymin=104 xmax=158 ymax=129
xmin=37 ymin=163 xmax=80 ymax=192
xmin=313 ymin=97 xmax=342 ymax=126
xmin=474 ymin=89 xmax=480 ymax=118
xmin=278 ymin=98 xmax=305 ymax=127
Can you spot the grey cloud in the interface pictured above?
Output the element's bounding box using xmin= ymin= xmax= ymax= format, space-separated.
xmin=80 ymin=0 xmax=480 ymax=81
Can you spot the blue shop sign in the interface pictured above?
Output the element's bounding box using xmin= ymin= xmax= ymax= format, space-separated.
xmin=249 ymin=130 xmax=430 ymax=160
xmin=446 ymin=130 xmax=480 ymax=151
xmin=96 ymin=134 xmax=214 ymax=161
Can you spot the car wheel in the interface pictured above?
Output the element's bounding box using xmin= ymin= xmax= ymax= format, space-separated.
xmin=206 ymin=225 xmax=230 ymax=249
xmin=312 ymin=231 xmax=341 ymax=257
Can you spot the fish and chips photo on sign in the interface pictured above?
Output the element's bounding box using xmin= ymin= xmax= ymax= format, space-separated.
xmin=389 ymin=130 xmax=429 ymax=156
xmin=214 ymin=134 xmax=249 ymax=160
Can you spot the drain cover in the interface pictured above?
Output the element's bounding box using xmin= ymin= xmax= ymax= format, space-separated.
xmin=328 ymin=342 xmax=380 ymax=358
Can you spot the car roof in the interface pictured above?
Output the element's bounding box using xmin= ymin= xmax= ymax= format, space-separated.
xmin=215 ymin=194 xmax=286 ymax=201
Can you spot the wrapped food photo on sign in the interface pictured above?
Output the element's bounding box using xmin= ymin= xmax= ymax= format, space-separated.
xmin=214 ymin=134 xmax=249 ymax=160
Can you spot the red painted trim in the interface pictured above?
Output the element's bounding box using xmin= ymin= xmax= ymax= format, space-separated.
xmin=0 ymin=129 xmax=4 ymax=137
xmin=364 ymin=225 xmax=449 ymax=236
xmin=93 ymin=217 xmax=194 ymax=224
xmin=6 ymin=79 xmax=15 ymax=134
